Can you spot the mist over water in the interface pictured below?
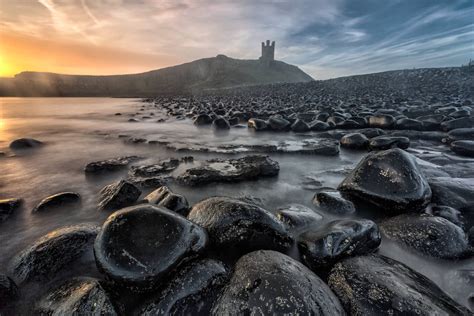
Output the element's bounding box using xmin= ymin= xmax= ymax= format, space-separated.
xmin=0 ymin=97 xmax=472 ymax=309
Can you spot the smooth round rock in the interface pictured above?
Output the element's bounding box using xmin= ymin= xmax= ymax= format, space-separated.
xmin=338 ymin=148 xmax=432 ymax=213
xmin=369 ymin=135 xmax=410 ymax=150
xmin=429 ymin=177 xmax=474 ymax=210
xmin=268 ymin=115 xmax=291 ymax=131
xmin=10 ymin=224 xmax=99 ymax=284
xmin=212 ymin=250 xmax=345 ymax=315
xmin=291 ymin=119 xmax=311 ymax=132
xmin=34 ymin=277 xmax=117 ymax=315
xmin=430 ymin=205 xmax=465 ymax=229
xmin=9 ymin=138 xmax=43 ymax=150
xmin=143 ymin=186 xmax=189 ymax=216
xmin=328 ymin=254 xmax=471 ymax=315
xmin=380 ymin=214 xmax=469 ymax=259
xmin=276 ymin=204 xmax=323 ymax=230
xmin=313 ymin=190 xmax=356 ymax=214
xmin=451 ymin=140 xmax=474 ymax=157
xmin=98 ymin=180 xmax=141 ymax=211
xmin=298 ymin=219 xmax=381 ymax=269
xmin=32 ymin=192 xmax=80 ymax=213
xmin=212 ymin=116 xmax=230 ymax=130
xmin=368 ymin=115 xmax=395 ymax=129
xmin=194 ymin=114 xmax=213 ymax=125
xmin=340 ymin=133 xmax=369 ymax=149
xmin=187 ymin=197 xmax=292 ymax=255
xmin=94 ymin=205 xmax=208 ymax=291
xmin=137 ymin=259 xmax=228 ymax=315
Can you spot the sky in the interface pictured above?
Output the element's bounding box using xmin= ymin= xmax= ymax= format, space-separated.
xmin=0 ymin=0 xmax=473 ymax=79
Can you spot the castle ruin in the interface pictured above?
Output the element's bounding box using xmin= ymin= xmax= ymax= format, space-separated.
xmin=260 ymin=40 xmax=275 ymax=65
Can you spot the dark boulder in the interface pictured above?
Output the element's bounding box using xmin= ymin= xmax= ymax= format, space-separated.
xmin=268 ymin=115 xmax=291 ymax=131
xmin=291 ymin=119 xmax=311 ymax=132
xmin=276 ymin=204 xmax=323 ymax=230
xmin=298 ymin=219 xmax=381 ymax=269
xmin=369 ymin=135 xmax=410 ymax=150
xmin=0 ymin=198 xmax=22 ymax=222
xmin=187 ymin=197 xmax=292 ymax=255
xmin=451 ymin=140 xmax=474 ymax=157
xmin=84 ymin=156 xmax=142 ymax=174
xmin=441 ymin=117 xmax=473 ymax=131
xmin=360 ymin=128 xmax=385 ymax=138
xmin=380 ymin=214 xmax=470 ymax=259
xmin=98 ymin=180 xmax=141 ymax=211
xmin=212 ymin=250 xmax=345 ymax=315
xmin=247 ymin=118 xmax=268 ymax=131
xmin=10 ymin=224 xmax=99 ymax=284
xmin=310 ymin=120 xmax=330 ymax=131
xmin=177 ymin=155 xmax=279 ymax=186
xmin=194 ymin=114 xmax=213 ymax=125
xmin=368 ymin=115 xmax=395 ymax=129
xmin=339 ymin=133 xmax=369 ymax=149
xmin=447 ymin=128 xmax=474 ymax=142
xmin=313 ymin=190 xmax=356 ymax=214
xmin=32 ymin=192 xmax=80 ymax=213
xmin=328 ymin=254 xmax=471 ymax=315
xmin=9 ymin=138 xmax=43 ymax=150
xmin=0 ymin=274 xmax=19 ymax=307
xmin=338 ymin=148 xmax=431 ymax=213
xmin=212 ymin=116 xmax=230 ymax=130
xmin=430 ymin=205 xmax=465 ymax=229
xmin=429 ymin=177 xmax=474 ymax=209
xmin=137 ymin=259 xmax=228 ymax=315
xmin=129 ymin=159 xmax=179 ymax=177
xmin=143 ymin=186 xmax=189 ymax=216
xmin=395 ymin=118 xmax=424 ymax=130
xmin=94 ymin=205 xmax=208 ymax=291
xmin=34 ymin=277 xmax=117 ymax=315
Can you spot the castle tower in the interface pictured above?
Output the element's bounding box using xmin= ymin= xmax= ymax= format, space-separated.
xmin=260 ymin=40 xmax=275 ymax=64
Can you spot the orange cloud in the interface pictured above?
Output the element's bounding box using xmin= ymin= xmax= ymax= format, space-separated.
xmin=0 ymin=31 xmax=180 ymax=77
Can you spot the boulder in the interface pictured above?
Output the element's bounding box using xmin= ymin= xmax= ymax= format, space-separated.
xmin=137 ymin=259 xmax=228 ymax=315
xmin=84 ymin=156 xmax=142 ymax=174
xmin=451 ymin=140 xmax=474 ymax=157
xmin=32 ymin=192 xmax=80 ymax=213
xmin=98 ymin=180 xmax=141 ymax=211
xmin=313 ymin=190 xmax=356 ymax=214
xmin=177 ymin=155 xmax=279 ymax=186
xmin=187 ymin=197 xmax=292 ymax=255
xmin=429 ymin=177 xmax=474 ymax=210
xmin=194 ymin=114 xmax=213 ymax=125
xmin=143 ymin=186 xmax=189 ymax=216
xmin=338 ymin=148 xmax=431 ymax=213
xmin=0 ymin=198 xmax=22 ymax=222
xmin=310 ymin=120 xmax=330 ymax=131
xmin=395 ymin=118 xmax=424 ymax=130
xmin=276 ymin=204 xmax=323 ymax=230
xmin=339 ymin=133 xmax=369 ymax=149
xmin=34 ymin=277 xmax=117 ymax=315
xmin=298 ymin=219 xmax=381 ymax=269
xmin=10 ymin=224 xmax=99 ymax=284
xmin=291 ymin=119 xmax=311 ymax=132
xmin=247 ymin=118 xmax=268 ymax=131
xmin=129 ymin=159 xmax=179 ymax=177
xmin=94 ymin=205 xmax=208 ymax=291
xmin=430 ymin=205 xmax=465 ymax=229
xmin=9 ymin=138 xmax=43 ymax=150
xmin=447 ymin=128 xmax=474 ymax=142
xmin=369 ymin=135 xmax=410 ymax=150
xmin=328 ymin=254 xmax=471 ymax=315
xmin=368 ymin=115 xmax=395 ymax=129
xmin=268 ymin=115 xmax=291 ymax=131
xmin=212 ymin=116 xmax=230 ymax=130
xmin=441 ymin=117 xmax=473 ymax=131
xmin=380 ymin=214 xmax=470 ymax=259
xmin=212 ymin=250 xmax=345 ymax=315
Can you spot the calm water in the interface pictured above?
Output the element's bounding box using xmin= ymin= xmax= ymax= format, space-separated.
xmin=0 ymin=97 xmax=472 ymax=310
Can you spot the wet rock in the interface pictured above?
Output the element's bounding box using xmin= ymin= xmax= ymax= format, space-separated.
xmin=0 ymin=274 xmax=19 ymax=307
xmin=328 ymin=254 xmax=471 ymax=315
xmin=447 ymin=128 xmax=474 ymax=142
xmin=369 ymin=135 xmax=410 ymax=150
xmin=429 ymin=177 xmax=474 ymax=209
xmin=395 ymin=118 xmax=424 ymax=130
xmin=84 ymin=156 xmax=142 ymax=174
xmin=9 ymin=138 xmax=43 ymax=150
xmin=94 ymin=205 xmax=208 ymax=291
xmin=32 ymin=192 xmax=80 ymax=213
xmin=10 ymin=224 xmax=99 ymax=284
xmin=310 ymin=120 xmax=330 ymax=131
xmin=360 ymin=128 xmax=386 ymax=138
xmin=143 ymin=186 xmax=189 ymax=216
xmin=338 ymin=148 xmax=431 ymax=213
xmin=137 ymin=259 xmax=229 ymax=315
xmin=430 ymin=205 xmax=465 ymax=229
xmin=129 ymin=159 xmax=179 ymax=177
xmin=268 ymin=115 xmax=291 ymax=131
xmin=285 ymin=139 xmax=340 ymax=155
xmin=276 ymin=204 xmax=323 ymax=229
xmin=194 ymin=114 xmax=213 ymax=125
xmin=98 ymin=180 xmax=141 ymax=211
xmin=187 ymin=197 xmax=292 ymax=255
xmin=451 ymin=140 xmax=474 ymax=157
xmin=126 ymin=175 xmax=168 ymax=189
xmin=0 ymin=198 xmax=22 ymax=222
xmin=291 ymin=119 xmax=311 ymax=132
xmin=368 ymin=115 xmax=395 ymax=129
xmin=299 ymin=219 xmax=381 ymax=269
xmin=212 ymin=250 xmax=344 ymax=315
xmin=339 ymin=133 xmax=369 ymax=149
xmin=247 ymin=118 xmax=268 ymax=131
xmin=177 ymin=155 xmax=279 ymax=186
xmin=441 ymin=117 xmax=473 ymax=131
xmin=212 ymin=116 xmax=230 ymax=130
xmin=313 ymin=190 xmax=356 ymax=214
xmin=380 ymin=214 xmax=470 ymax=259
xmin=34 ymin=277 xmax=117 ymax=315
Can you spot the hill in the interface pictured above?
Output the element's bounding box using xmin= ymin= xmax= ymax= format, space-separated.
xmin=0 ymin=55 xmax=313 ymax=97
